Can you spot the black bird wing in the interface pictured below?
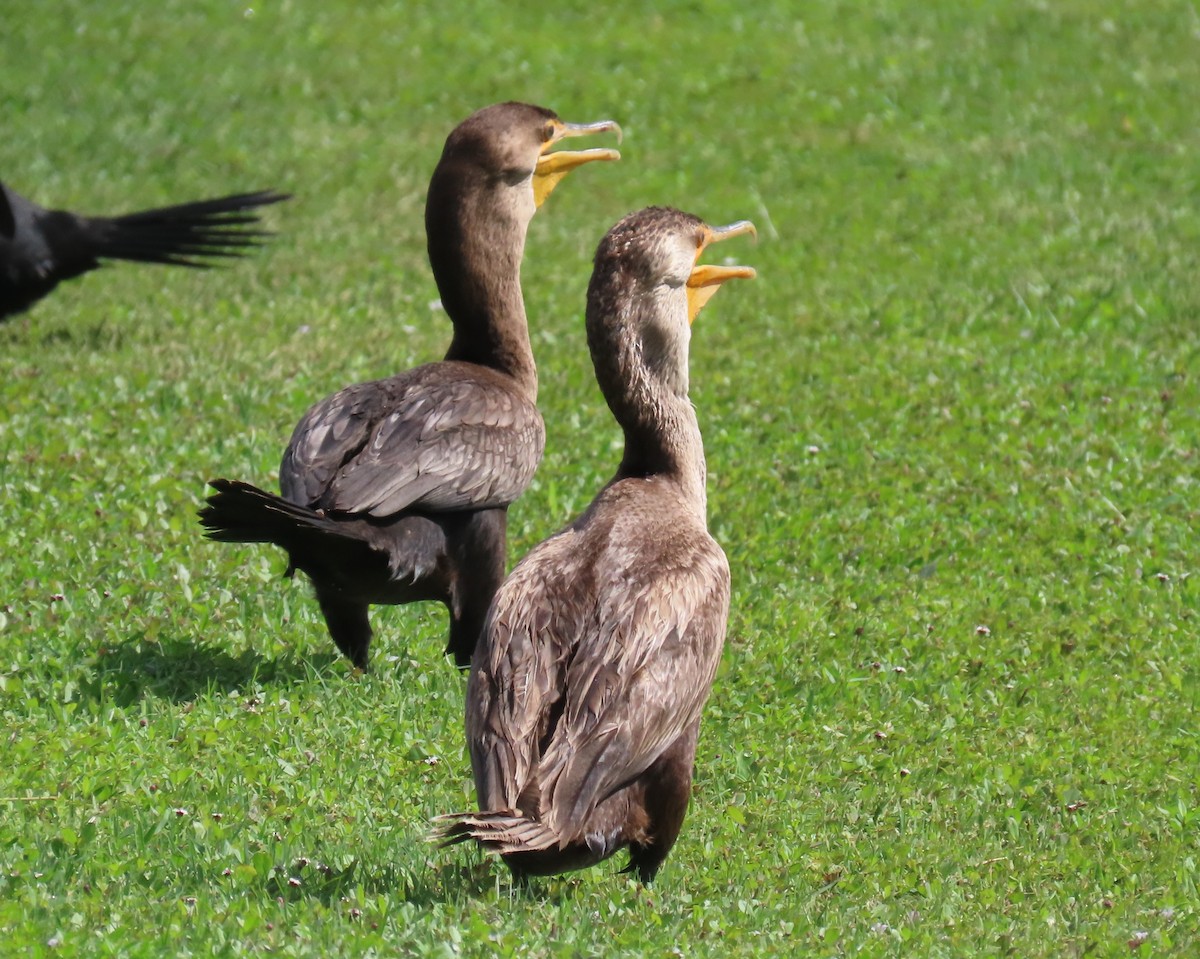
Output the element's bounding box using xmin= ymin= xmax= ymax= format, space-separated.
xmin=0 ymin=181 xmax=288 ymax=319
xmin=280 ymin=360 xmax=545 ymax=518
xmin=85 ymin=189 xmax=288 ymax=267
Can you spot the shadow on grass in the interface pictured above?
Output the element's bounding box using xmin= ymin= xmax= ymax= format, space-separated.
xmin=89 ymin=636 xmax=343 ymax=705
xmin=262 ymin=856 xmax=501 ymax=908
xmin=264 ymin=855 xmax=605 ymax=908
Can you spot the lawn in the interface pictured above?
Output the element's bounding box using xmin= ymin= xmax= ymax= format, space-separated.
xmin=1 ymin=0 xmax=1197 ymax=955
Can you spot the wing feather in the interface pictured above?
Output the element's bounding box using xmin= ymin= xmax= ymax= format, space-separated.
xmin=467 ymin=499 xmax=730 ymax=838
xmin=541 ymin=540 xmax=729 ymax=834
xmin=466 ymin=528 xmax=583 ymax=811
xmin=279 ymin=362 xmax=544 ymax=516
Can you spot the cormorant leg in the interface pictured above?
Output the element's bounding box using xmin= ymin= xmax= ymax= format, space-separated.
xmin=445 ymin=508 xmax=508 ymax=667
xmin=447 ymin=590 xmax=494 ymax=668
xmin=625 ymin=724 xmax=700 ymax=884
xmin=314 ymin=587 xmax=372 ymax=670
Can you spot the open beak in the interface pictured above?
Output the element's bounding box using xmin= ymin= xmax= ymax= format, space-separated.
xmin=687 ymin=220 xmax=757 ymax=323
xmin=533 ymin=119 xmax=623 ymax=208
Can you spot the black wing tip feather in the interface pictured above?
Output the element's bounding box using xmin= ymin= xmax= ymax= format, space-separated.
xmin=199 ymin=477 xmax=275 ymax=510
xmin=116 ymin=189 xmax=292 ymax=222
xmin=102 ymin=190 xmax=291 ymax=266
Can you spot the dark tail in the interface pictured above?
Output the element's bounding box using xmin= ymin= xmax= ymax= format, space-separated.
xmin=432 ymin=810 xmax=559 ymax=855
xmin=199 ymin=479 xmax=355 ymax=568
xmin=91 ymin=190 xmax=289 ymax=267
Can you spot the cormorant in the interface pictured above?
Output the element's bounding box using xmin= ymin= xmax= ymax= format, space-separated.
xmin=437 ymin=207 xmax=756 ymax=882
xmin=200 ymin=102 xmax=621 ymax=669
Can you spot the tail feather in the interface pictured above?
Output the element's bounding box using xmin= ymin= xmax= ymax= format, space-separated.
xmin=95 ymin=190 xmax=289 ymax=267
xmin=198 ymin=478 xmax=337 ymax=545
xmin=432 ymin=810 xmax=560 ymax=855
xmin=200 ymin=478 xmax=399 ymax=584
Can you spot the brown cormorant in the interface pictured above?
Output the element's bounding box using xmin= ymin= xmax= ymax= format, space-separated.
xmin=437 ymin=207 xmax=756 ymax=883
xmin=199 ymin=102 xmax=621 ymax=669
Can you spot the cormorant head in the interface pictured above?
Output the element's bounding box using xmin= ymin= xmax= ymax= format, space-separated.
xmin=436 ymin=102 xmax=621 ymax=214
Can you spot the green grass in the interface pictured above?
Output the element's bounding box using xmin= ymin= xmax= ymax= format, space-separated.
xmin=2 ymin=0 xmax=1198 ymax=954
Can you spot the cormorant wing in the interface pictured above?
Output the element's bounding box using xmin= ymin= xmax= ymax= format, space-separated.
xmin=281 ymin=363 xmax=545 ymax=517
xmin=466 ymin=534 xmax=580 ymax=811
xmin=469 ymin=511 xmax=730 ymax=830
xmin=539 ymin=535 xmax=730 ymax=835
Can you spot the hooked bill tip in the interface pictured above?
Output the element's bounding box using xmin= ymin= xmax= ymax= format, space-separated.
xmin=562 ymin=119 xmax=624 ymax=145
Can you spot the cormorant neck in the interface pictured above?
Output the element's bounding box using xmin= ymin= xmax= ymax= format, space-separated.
xmin=619 ymin=395 xmax=708 ymax=514
xmin=426 ymin=167 xmax=538 ymax=401
xmin=589 ymin=293 xmax=708 ymax=513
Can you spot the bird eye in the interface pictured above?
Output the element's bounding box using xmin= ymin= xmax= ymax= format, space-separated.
xmin=543 ymin=122 xmax=558 ymax=142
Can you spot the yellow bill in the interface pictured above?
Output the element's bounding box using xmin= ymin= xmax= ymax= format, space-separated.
xmin=533 ymin=119 xmax=623 ymax=207
xmin=687 ymin=220 xmax=757 ymax=323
